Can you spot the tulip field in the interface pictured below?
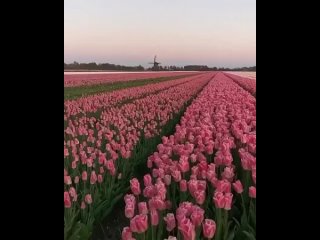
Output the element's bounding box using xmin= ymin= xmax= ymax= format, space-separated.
xmin=64 ymin=72 xmax=199 ymax=87
xmin=64 ymin=71 xmax=256 ymax=240
xmin=224 ymin=73 xmax=256 ymax=96
xmin=223 ymin=72 xmax=256 ymax=80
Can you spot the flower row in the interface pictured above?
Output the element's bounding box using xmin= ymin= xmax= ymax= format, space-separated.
xmin=64 ymin=72 xmax=199 ymax=87
xmin=121 ymin=72 xmax=256 ymax=240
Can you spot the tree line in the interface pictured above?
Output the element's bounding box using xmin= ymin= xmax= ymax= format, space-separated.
xmin=64 ymin=62 xmax=256 ymax=72
xmin=64 ymin=62 xmax=144 ymax=71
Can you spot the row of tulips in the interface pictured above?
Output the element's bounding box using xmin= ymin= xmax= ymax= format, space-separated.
xmin=121 ymin=72 xmax=256 ymax=240
xmin=64 ymin=73 xmax=207 ymax=118
xmin=64 ymin=73 xmax=215 ymax=240
xmin=223 ymin=72 xmax=256 ymax=80
xmin=223 ymin=72 xmax=256 ymax=96
xmin=64 ymin=72 xmax=200 ymax=87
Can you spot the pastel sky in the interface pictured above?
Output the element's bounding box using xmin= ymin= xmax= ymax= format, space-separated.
xmin=64 ymin=0 xmax=256 ymax=68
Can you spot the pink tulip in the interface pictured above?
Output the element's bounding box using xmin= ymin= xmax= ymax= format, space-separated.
xmin=213 ymin=191 xmax=225 ymax=209
xmin=179 ymin=159 xmax=190 ymax=173
xmin=249 ymin=186 xmax=256 ymax=198
xmin=232 ymin=180 xmax=244 ymax=194
xmin=216 ymin=180 xmax=231 ymax=193
xmin=85 ymin=194 xmax=92 ymax=204
xmin=143 ymin=185 xmax=156 ymax=198
xmin=124 ymin=194 xmax=136 ymax=205
xmin=81 ymin=171 xmax=88 ymax=181
xmin=241 ymin=158 xmax=251 ymax=170
xmin=138 ymin=202 xmax=148 ymax=215
xmin=130 ymin=214 xmax=148 ymax=233
xmin=69 ymin=187 xmax=77 ymax=201
xmin=64 ymin=191 xmax=71 ymax=208
xmin=130 ymin=178 xmax=141 ymax=196
xmin=80 ymin=201 xmax=86 ymax=209
xmin=125 ymin=202 xmax=135 ymax=219
xmin=224 ymin=193 xmax=233 ymax=210
xmin=86 ymin=157 xmax=93 ymax=167
xmin=156 ymin=184 xmax=167 ymax=201
xmin=149 ymin=197 xmax=166 ymax=211
xmin=64 ymin=175 xmax=72 ymax=185
xmin=252 ymin=168 xmax=256 ymax=184
xmin=172 ymin=170 xmax=182 ymax=182
xmin=206 ymin=170 xmax=215 ymax=182
xmin=64 ymin=148 xmax=69 ymax=157
xmin=180 ymin=180 xmax=187 ymax=192
xmin=191 ymin=166 xmax=199 ymax=176
xmin=197 ymin=181 xmax=207 ymax=191
xmin=90 ymin=171 xmax=97 ymax=184
xmin=97 ymin=174 xmax=103 ymax=183
xmin=178 ymin=218 xmax=196 ymax=240
xmin=194 ymin=190 xmax=206 ymax=205
xmin=122 ymin=227 xmax=133 ymax=240
xmin=147 ymin=159 xmax=153 ymax=168
xmin=106 ymin=160 xmax=116 ymax=176
xmin=164 ymin=213 xmax=176 ymax=231
xmin=164 ymin=174 xmax=172 ymax=186
xmin=176 ymin=212 xmax=187 ymax=225
xmin=190 ymin=154 xmax=197 ymax=163
xmin=74 ymin=176 xmax=79 ymax=184
xmin=188 ymin=180 xmax=198 ymax=196
xmin=143 ymin=174 xmax=152 ymax=187
xmin=222 ymin=167 xmax=234 ymax=181
xmin=190 ymin=208 xmax=204 ymax=227
xmin=202 ymin=219 xmax=216 ymax=239
xmin=150 ymin=209 xmax=159 ymax=226
xmin=71 ymin=161 xmax=77 ymax=169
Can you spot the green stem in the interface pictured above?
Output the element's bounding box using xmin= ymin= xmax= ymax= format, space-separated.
xmin=240 ymin=193 xmax=248 ymax=224
xmin=215 ymin=208 xmax=222 ymax=240
xmin=248 ymin=198 xmax=256 ymax=227
xmin=157 ymin=211 xmax=164 ymax=240
xmin=196 ymin=226 xmax=201 ymax=240
xmin=152 ymin=225 xmax=156 ymax=240
xmin=223 ymin=210 xmax=229 ymax=240
xmin=177 ymin=230 xmax=182 ymax=240
xmin=242 ymin=170 xmax=250 ymax=206
xmin=172 ymin=182 xmax=177 ymax=210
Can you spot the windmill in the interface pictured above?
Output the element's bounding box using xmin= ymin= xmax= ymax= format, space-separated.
xmin=148 ymin=55 xmax=161 ymax=71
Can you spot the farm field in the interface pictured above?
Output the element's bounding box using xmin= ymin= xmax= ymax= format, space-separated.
xmin=64 ymin=71 xmax=256 ymax=240
xmin=223 ymin=72 xmax=256 ymax=96
xmin=64 ymin=72 xmax=200 ymax=87
xmin=224 ymin=71 xmax=256 ymax=80
xmin=64 ymin=74 xmax=202 ymax=100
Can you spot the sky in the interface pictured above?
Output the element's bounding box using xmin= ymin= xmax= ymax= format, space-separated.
xmin=64 ymin=0 xmax=256 ymax=68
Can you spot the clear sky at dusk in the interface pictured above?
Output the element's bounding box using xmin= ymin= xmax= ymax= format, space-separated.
xmin=64 ymin=0 xmax=256 ymax=68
